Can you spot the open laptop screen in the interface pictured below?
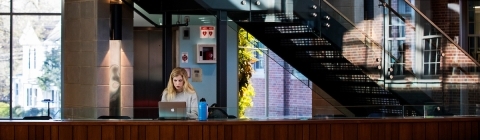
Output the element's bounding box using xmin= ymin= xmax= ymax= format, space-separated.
xmin=157 ymin=101 xmax=188 ymax=120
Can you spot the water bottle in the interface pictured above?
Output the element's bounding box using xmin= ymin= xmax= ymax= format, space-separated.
xmin=198 ymin=98 xmax=208 ymax=121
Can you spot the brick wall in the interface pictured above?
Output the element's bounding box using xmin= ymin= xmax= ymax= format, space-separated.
xmin=246 ymin=50 xmax=315 ymax=118
xmin=341 ymin=0 xmax=480 ymax=115
xmin=431 ymin=0 xmax=460 ymax=39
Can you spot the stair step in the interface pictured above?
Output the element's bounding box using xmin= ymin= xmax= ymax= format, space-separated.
xmin=250 ymin=13 xmax=303 ymax=22
xmin=277 ymin=46 xmax=336 ymax=51
xmin=314 ymin=81 xmax=380 ymax=87
xmin=313 ymin=69 xmax=366 ymax=75
xmin=282 ymin=38 xmax=331 ymax=46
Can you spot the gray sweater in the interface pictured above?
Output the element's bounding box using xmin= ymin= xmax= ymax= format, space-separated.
xmin=161 ymin=91 xmax=199 ymax=118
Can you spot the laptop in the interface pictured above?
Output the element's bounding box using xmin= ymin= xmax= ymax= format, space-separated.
xmin=158 ymin=101 xmax=188 ymax=120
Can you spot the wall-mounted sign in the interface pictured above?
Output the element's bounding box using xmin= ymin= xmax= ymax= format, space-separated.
xmin=192 ymin=68 xmax=202 ymax=82
xmin=181 ymin=52 xmax=188 ymax=63
xmin=200 ymin=26 xmax=215 ymax=38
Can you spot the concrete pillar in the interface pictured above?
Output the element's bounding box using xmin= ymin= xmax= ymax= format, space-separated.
xmin=63 ymin=0 xmax=133 ymax=119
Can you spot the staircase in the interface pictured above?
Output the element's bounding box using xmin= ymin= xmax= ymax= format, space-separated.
xmin=237 ymin=15 xmax=406 ymax=117
xmin=125 ymin=0 xmax=444 ymax=117
xmin=194 ymin=0 xmax=438 ymax=117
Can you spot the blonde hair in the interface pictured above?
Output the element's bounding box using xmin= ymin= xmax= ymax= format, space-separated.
xmin=164 ymin=67 xmax=195 ymax=101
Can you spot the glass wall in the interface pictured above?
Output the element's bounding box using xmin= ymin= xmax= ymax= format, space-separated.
xmin=0 ymin=0 xmax=61 ymax=119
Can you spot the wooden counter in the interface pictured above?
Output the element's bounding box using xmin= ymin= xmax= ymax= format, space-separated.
xmin=0 ymin=117 xmax=479 ymax=140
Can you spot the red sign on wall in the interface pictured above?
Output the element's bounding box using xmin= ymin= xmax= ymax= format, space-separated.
xmin=200 ymin=26 xmax=215 ymax=38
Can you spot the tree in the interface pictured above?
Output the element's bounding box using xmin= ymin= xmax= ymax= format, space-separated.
xmin=238 ymin=28 xmax=259 ymax=118
xmin=37 ymin=47 xmax=60 ymax=92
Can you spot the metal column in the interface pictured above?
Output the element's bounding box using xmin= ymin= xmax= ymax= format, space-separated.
xmin=216 ymin=11 xmax=228 ymax=107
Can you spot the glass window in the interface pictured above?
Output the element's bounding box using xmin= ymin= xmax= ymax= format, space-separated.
xmin=13 ymin=0 xmax=61 ymax=13
xmin=423 ymin=38 xmax=441 ymax=76
xmin=0 ymin=0 xmax=10 ymax=13
xmin=0 ymin=15 xmax=10 ymax=119
xmin=387 ymin=40 xmax=406 ymax=76
xmin=12 ymin=15 xmax=61 ymax=119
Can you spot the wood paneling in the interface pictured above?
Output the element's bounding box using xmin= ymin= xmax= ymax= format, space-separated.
xmin=301 ymin=125 xmax=309 ymax=140
xmin=1 ymin=125 xmax=14 ymax=140
xmin=87 ymin=126 xmax=101 ymax=140
xmin=35 ymin=125 xmax=44 ymax=140
xmin=116 ymin=126 xmax=125 ymax=140
xmin=466 ymin=122 xmax=472 ymax=140
xmin=425 ymin=122 xmax=438 ymax=140
xmin=438 ymin=122 xmax=451 ymax=140
xmin=210 ymin=125 xmax=218 ymax=140
xmin=145 ymin=126 xmax=159 ymax=140
xmin=174 ymin=125 xmax=188 ymax=140
xmin=15 ymin=125 xmax=28 ymax=140
xmin=28 ymin=125 xmax=36 ymax=140
xmin=295 ymin=125 xmax=303 ymax=140
xmin=399 ymin=123 xmax=412 ymax=140
xmin=43 ymin=126 xmax=51 ymax=140
xmin=245 ymin=125 xmax=259 ymax=140
xmin=472 ymin=122 xmax=479 ymax=139
xmin=73 ymin=126 xmax=87 ymax=140
xmin=259 ymin=125 xmax=273 ymax=140
xmin=412 ymin=123 xmax=425 ymax=140
xmin=317 ymin=124 xmax=331 ymax=140
xmin=331 ymin=124 xmax=343 ymax=140
xmin=101 ymin=126 xmax=115 ymax=140
xmin=451 ymin=122 xmax=458 ymax=139
xmin=202 ymin=125 xmax=210 ymax=140
xmin=188 ymin=125 xmax=203 ymax=140
xmin=344 ymin=124 xmax=357 ymax=140
xmin=274 ymin=125 xmax=287 ymax=140
xmin=0 ymin=118 xmax=479 ymax=140
xmin=232 ymin=125 xmax=245 ymax=140
xmin=51 ymin=126 xmax=59 ymax=140
xmin=138 ymin=125 xmax=146 ymax=140
xmin=59 ymin=126 xmax=73 ymax=140
xmin=124 ymin=126 xmax=131 ymax=140
xmin=358 ymin=124 xmax=371 ymax=140
xmin=459 ymin=122 xmax=465 ymax=140
xmin=287 ymin=125 xmax=296 ymax=140
xmin=159 ymin=125 xmax=173 ymax=140
xmin=309 ymin=124 xmax=317 ymax=140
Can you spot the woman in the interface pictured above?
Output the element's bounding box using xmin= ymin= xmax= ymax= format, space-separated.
xmin=161 ymin=67 xmax=198 ymax=118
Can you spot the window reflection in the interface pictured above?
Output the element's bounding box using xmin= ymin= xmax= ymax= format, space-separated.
xmin=0 ymin=15 xmax=11 ymax=118
xmin=13 ymin=0 xmax=61 ymax=13
xmin=11 ymin=15 xmax=61 ymax=119
xmin=0 ymin=0 xmax=10 ymax=13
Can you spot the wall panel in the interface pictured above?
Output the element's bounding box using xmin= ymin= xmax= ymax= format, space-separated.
xmin=0 ymin=118 xmax=479 ymax=140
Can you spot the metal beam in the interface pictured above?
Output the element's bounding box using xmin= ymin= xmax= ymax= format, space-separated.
xmin=216 ymin=11 xmax=228 ymax=107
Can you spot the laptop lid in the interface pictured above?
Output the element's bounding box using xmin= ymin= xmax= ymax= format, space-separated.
xmin=158 ymin=101 xmax=187 ymax=119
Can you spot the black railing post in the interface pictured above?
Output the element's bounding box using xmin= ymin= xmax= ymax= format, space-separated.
xmin=163 ymin=12 xmax=173 ymax=88
xmin=216 ymin=10 xmax=228 ymax=107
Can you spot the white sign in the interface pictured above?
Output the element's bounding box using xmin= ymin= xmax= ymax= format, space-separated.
xmin=192 ymin=68 xmax=203 ymax=82
xmin=200 ymin=26 xmax=215 ymax=38
xmin=181 ymin=52 xmax=188 ymax=63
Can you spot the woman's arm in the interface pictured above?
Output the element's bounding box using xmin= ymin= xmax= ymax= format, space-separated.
xmin=187 ymin=93 xmax=199 ymax=118
xmin=161 ymin=91 xmax=167 ymax=102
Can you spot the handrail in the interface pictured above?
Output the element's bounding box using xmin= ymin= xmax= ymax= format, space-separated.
xmin=401 ymin=0 xmax=480 ymax=67
xmin=121 ymin=0 xmax=161 ymax=28
xmin=121 ymin=0 xmax=189 ymax=28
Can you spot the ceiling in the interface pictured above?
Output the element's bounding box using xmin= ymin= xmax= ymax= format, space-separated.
xmin=131 ymin=0 xmax=216 ymax=27
xmin=134 ymin=13 xmax=218 ymax=27
xmin=133 ymin=0 xmax=209 ymax=14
